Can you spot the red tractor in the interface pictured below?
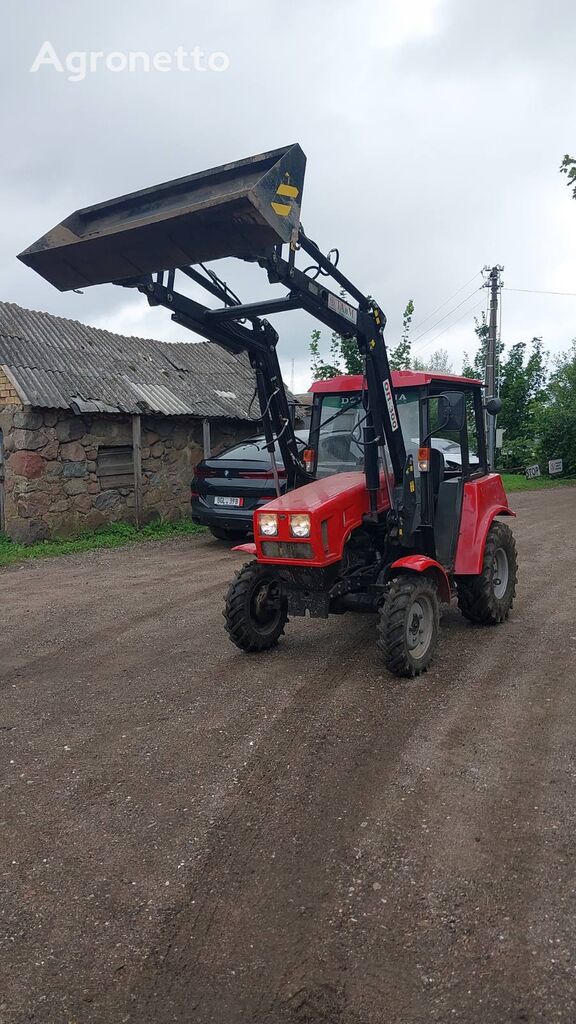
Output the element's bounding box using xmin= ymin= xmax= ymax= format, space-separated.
xmin=19 ymin=144 xmax=517 ymax=676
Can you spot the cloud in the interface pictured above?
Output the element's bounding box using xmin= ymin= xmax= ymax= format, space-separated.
xmin=2 ymin=0 xmax=575 ymax=392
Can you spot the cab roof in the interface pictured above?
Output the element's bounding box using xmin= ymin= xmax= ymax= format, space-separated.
xmin=309 ymin=371 xmax=483 ymax=393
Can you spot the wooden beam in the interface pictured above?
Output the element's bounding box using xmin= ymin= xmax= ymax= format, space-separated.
xmin=202 ymin=418 xmax=211 ymax=459
xmin=132 ymin=414 xmax=143 ymax=528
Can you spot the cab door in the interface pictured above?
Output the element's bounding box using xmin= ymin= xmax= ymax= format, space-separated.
xmin=424 ymin=388 xmax=475 ymax=569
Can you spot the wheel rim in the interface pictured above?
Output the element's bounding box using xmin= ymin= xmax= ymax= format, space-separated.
xmin=492 ymin=547 xmax=509 ymax=599
xmin=250 ymin=579 xmax=282 ymax=634
xmin=406 ymin=594 xmax=434 ymax=660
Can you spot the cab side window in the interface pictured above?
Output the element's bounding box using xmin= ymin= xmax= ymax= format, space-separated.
xmin=428 ymin=396 xmax=470 ymax=476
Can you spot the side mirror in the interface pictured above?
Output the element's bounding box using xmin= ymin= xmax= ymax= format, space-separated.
xmin=437 ymin=391 xmax=466 ymax=432
xmin=485 ymin=396 xmax=502 ymax=416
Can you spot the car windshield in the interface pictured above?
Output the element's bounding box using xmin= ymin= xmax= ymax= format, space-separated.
xmin=431 ymin=437 xmax=461 ymax=453
xmin=218 ymin=432 xmax=307 ymax=463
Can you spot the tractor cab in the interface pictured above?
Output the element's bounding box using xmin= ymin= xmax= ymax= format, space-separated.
xmin=308 ymin=370 xmax=489 ymax=570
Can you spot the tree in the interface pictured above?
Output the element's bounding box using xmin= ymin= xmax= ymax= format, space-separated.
xmin=412 ymin=348 xmax=453 ymax=374
xmin=309 ymin=293 xmax=412 ymax=380
xmin=309 ymin=292 xmax=364 ymax=381
xmin=498 ymin=338 xmax=548 ymax=441
xmin=462 ymin=313 xmax=496 ymax=380
xmin=462 ymin=318 xmax=550 ymax=470
xmin=309 ymin=327 xmax=341 ymax=381
xmin=560 ymin=154 xmax=576 ymax=200
xmin=536 ymin=341 xmax=576 ymax=475
xmin=388 ymin=300 xmax=414 ymax=370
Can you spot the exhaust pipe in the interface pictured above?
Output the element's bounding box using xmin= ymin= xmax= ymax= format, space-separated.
xmin=18 ymin=144 xmax=306 ymax=292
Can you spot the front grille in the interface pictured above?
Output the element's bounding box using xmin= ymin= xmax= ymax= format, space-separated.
xmin=261 ymin=541 xmax=315 ymax=560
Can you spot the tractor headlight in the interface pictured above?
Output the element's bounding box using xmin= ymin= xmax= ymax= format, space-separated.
xmin=259 ymin=513 xmax=278 ymax=537
xmin=290 ymin=514 xmax=311 ymax=538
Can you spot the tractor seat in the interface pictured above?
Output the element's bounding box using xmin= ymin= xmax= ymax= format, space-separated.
xmin=430 ymin=447 xmax=445 ymax=501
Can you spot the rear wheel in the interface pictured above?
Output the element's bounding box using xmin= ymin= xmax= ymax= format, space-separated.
xmin=377 ymin=576 xmax=440 ymax=678
xmin=456 ymin=520 xmax=517 ymax=624
xmin=224 ymin=561 xmax=287 ymax=652
xmin=210 ymin=526 xmax=249 ymax=543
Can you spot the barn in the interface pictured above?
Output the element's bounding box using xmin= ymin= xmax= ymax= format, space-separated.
xmin=0 ymin=302 xmax=261 ymax=542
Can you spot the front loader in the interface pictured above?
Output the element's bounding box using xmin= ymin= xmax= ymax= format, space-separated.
xmin=19 ymin=144 xmax=517 ymax=676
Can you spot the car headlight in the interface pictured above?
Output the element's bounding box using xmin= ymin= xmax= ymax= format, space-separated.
xmin=290 ymin=514 xmax=311 ymax=538
xmin=259 ymin=513 xmax=278 ymax=536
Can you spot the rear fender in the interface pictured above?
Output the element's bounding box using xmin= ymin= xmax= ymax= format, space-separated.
xmin=390 ymin=555 xmax=452 ymax=604
xmin=454 ymin=475 xmax=515 ymax=575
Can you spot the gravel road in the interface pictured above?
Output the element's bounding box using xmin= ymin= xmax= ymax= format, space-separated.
xmin=1 ymin=488 xmax=575 ymax=1024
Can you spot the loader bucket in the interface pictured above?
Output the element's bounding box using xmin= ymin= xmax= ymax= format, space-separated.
xmin=18 ymin=144 xmax=306 ymax=292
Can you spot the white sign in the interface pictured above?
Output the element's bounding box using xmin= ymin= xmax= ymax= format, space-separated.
xmin=327 ymin=292 xmax=358 ymax=325
xmin=548 ymin=458 xmax=563 ymax=476
xmin=383 ymin=379 xmax=399 ymax=431
xmin=525 ymin=464 xmax=541 ymax=479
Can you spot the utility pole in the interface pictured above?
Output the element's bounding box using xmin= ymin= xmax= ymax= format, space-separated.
xmin=483 ymin=265 xmax=503 ymax=471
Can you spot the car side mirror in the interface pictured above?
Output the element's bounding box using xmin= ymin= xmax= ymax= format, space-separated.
xmin=437 ymin=391 xmax=466 ymax=432
xmin=485 ymin=396 xmax=502 ymax=416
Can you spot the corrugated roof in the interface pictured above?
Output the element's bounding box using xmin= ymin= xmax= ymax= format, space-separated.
xmin=0 ymin=301 xmax=261 ymax=421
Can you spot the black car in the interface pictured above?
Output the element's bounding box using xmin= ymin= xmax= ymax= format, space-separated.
xmin=191 ymin=431 xmax=308 ymax=541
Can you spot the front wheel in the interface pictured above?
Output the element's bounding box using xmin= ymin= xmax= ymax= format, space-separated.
xmin=377 ymin=576 xmax=440 ymax=678
xmin=456 ymin=520 xmax=517 ymax=624
xmin=224 ymin=561 xmax=287 ymax=652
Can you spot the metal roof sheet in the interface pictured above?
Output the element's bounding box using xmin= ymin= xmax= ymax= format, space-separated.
xmin=0 ymin=301 xmax=260 ymax=420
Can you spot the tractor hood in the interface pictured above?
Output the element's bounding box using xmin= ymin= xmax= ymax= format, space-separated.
xmin=253 ymin=471 xmax=391 ymax=568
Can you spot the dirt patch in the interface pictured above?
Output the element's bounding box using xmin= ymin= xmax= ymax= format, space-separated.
xmin=1 ymin=489 xmax=575 ymax=1023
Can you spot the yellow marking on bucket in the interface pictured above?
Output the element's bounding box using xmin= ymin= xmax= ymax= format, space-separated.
xmin=271 ymin=201 xmax=293 ymax=217
xmin=276 ymin=183 xmax=299 ymax=199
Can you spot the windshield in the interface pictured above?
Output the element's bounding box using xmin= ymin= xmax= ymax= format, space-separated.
xmin=315 ymin=389 xmax=422 ymax=478
xmin=315 ymin=393 xmax=365 ymax=477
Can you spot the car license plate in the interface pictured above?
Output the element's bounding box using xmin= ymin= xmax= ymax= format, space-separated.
xmin=214 ymin=496 xmax=243 ymax=507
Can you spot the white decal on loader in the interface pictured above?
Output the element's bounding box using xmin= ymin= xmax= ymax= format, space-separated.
xmin=383 ymin=379 xmax=399 ymax=431
xmin=327 ymin=292 xmax=358 ymax=324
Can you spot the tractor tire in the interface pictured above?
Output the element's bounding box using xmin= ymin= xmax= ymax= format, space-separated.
xmin=210 ymin=526 xmax=249 ymax=543
xmin=224 ymin=560 xmax=287 ymax=652
xmin=456 ymin=520 xmax=517 ymax=625
xmin=377 ymin=575 xmax=440 ymax=678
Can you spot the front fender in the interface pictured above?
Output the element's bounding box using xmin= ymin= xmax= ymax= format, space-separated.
xmin=390 ymin=555 xmax=452 ymax=604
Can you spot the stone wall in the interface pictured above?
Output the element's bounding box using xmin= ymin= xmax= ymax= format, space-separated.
xmin=0 ymin=407 xmax=254 ymax=543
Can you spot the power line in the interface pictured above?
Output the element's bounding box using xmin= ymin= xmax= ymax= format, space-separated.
xmin=504 ymin=287 xmax=576 ymax=297
xmin=409 ymin=271 xmax=481 ymax=334
xmin=413 ymin=297 xmax=486 ymax=353
xmin=411 ymin=286 xmax=483 ymax=345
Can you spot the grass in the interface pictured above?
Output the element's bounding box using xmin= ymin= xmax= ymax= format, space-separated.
xmin=0 ymin=519 xmax=206 ymax=568
xmin=500 ymin=473 xmax=576 ymax=492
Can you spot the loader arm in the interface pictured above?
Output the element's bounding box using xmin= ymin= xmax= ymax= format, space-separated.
xmin=126 ymin=267 xmax=309 ymax=492
xmin=18 ymin=142 xmax=407 ymax=515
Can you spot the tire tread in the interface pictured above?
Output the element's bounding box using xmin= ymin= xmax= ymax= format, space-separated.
xmin=224 ymin=560 xmax=286 ymax=652
xmin=456 ymin=520 xmax=517 ymax=625
xmin=377 ymin=576 xmax=439 ymax=678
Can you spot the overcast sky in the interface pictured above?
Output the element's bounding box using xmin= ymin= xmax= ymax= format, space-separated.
xmin=2 ymin=0 xmax=575 ymax=391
